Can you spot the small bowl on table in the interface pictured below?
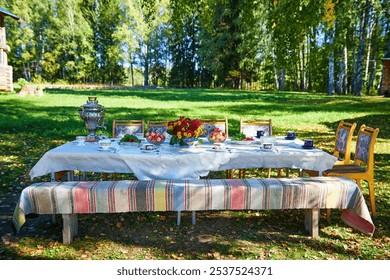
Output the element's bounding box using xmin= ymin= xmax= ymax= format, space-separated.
xmin=145 ymin=132 xmax=165 ymax=150
xmin=146 ymin=132 xmax=165 ymax=143
xmin=207 ymin=135 xmax=227 ymax=144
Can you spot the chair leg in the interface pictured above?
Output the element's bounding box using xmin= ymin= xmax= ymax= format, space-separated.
xmin=326 ymin=209 xmax=331 ymax=222
xmin=239 ymin=169 xmax=246 ymax=178
xmin=368 ymin=180 xmax=376 ymax=217
xmin=226 ymin=170 xmax=232 ymax=178
xmin=267 ymin=168 xmax=271 ymax=178
xmin=275 ymin=168 xmax=289 ymax=178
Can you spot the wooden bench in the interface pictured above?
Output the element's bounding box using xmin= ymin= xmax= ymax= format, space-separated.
xmin=12 ymin=177 xmax=375 ymax=245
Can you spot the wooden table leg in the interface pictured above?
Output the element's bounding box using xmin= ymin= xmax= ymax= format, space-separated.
xmin=62 ymin=214 xmax=78 ymax=245
xmin=305 ymin=208 xmax=319 ymax=238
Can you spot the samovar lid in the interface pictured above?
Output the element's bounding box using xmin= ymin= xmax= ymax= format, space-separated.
xmin=81 ymin=96 xmax=104 ymax=109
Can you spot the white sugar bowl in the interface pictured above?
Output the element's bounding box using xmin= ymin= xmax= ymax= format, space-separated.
xmin=99 ymin=139 xmax=112 ymax=150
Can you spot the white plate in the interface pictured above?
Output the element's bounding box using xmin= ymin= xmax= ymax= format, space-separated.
xmin=209 ymin=148 xmax=227 ymax=152
xmin=141 ymin=149 xmax=158 ymax=153
xmin=98 ymin=147 xmax=111 ymax=152
xmin=260 ymin=148 xmax=275 ymax=152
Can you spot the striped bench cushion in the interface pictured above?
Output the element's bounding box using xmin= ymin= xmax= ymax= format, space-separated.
xmin=13 ymin=177 xmax=374 ymax=236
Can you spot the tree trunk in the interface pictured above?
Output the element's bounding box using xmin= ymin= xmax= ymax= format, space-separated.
xmin=144 ymin=44 xmax=149 ymax=87
xmin=272 ymin=51 xmax=279 ymax=89
xmin=328 ymin=51 xmax=335 ymax=95
xmin=23 ymin=62 xmax=31 ymax=82
xmin=364 ymin=11 xmax=377 ymax=91
xmin=300 ymin=43 xmax=306 ymax=91
xmin=279 ymin=68 xmax=285 ymax=91
xmin=335 ymin=21 xmax=344 ymax=95
xmin=366 ymin=45 xmax=377 ymax=95
xmin=326 ymin=29 xmax=335 ymax=95
xmin=130 ymin=61 xmax=134 ymax=87
xmin=343 ymin=46 xmax=348 ymax=94
xmin=367 ymin=23 xmax=379 ymax=95
xmin=335 ymin=46 xmax=344 ymax=94
xmin=352 ymin=1 xmax=371 ymax=96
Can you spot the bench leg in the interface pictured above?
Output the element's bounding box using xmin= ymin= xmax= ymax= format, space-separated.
xmin=192 ymin=211 xmax=196 ymax=225
xmin=177 ymin=211 xmax=181 ymax=226
xmin=62 ymin=214 xmax=78 ymax=245
xmin=177 ymin=211 xmax=196 ymax=226
xmin=305 ymin=208 xmax=319 ymax=238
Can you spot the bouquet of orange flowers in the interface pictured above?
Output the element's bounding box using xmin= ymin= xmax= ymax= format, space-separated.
xmin=167 ymin=116 xmax=205 ymax=145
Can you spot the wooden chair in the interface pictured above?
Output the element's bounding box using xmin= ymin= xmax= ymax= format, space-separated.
xmin=323 ymin=125 xmax=380 ymax=217
xmin=332 ymin=121 xmax=357 ymax=165
xmin=230 ymin=119 xmax=273 ymax=178
xmin=112 ymin=119 xmax=144 ymax=138
xmin=200 ymin=117 xmax=229 ymax=138
xmin=240 ymin=119 xmax=272 ymax=138
xmin=146 ymin=120 xmax=168 ymax=135
xmin=305 ymin=120 xmax=357 ymax=177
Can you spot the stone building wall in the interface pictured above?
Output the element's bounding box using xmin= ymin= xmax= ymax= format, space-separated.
xmin=0 ymin=65 xmax=13 ymax=91
xmin=0 ymin=24 xmax=13 ymax=91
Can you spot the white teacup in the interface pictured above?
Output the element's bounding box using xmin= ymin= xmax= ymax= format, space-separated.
xmin=213 ymin=143 xmax=226 ymax=150
xmin=99 ymin=139 xmax=112 ymax=150
xmin=262 ymin=142 xmax=273 ymax=150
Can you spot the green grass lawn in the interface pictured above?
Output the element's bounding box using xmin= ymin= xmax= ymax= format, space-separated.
xmin=0 ymin=88 xmax=389 ymax=260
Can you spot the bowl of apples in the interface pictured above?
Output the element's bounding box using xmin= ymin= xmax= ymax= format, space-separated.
xmin=207 ymin=128 xmax=227 ymax=144
xmin=145 ymin=131 xmax=166 ymax=145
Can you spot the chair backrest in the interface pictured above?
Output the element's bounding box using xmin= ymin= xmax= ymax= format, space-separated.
xmin=200 ymin=118 xmax=228 ymax=137
xmin=112 ymin=120 xmax=144 ymax=138
xmin=333 ymin=121 xmax=357 ymax=164
xmin=240 ymin=119 xmax=272 ymax=137
xmin=146 ymin=120 xmax=168 ymax=135
xmin=353 ymin=125 xmax=379 ymax=172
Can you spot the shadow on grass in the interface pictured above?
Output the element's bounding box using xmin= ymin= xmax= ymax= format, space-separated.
xmin=3 ymin=209 xmax=386 ymax=260
xmin=45 ymin=88 xmax=390 ymax=114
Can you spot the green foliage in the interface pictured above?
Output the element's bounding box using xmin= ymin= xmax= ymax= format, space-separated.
xmin=1 ymin=0 xmax=389 ymax=92
xmin=17 ymin=78 xmax=28 ymax=87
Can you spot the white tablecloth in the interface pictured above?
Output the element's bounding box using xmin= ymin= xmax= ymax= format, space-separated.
xmin=29 ymin=137 xmax=337 ymax=180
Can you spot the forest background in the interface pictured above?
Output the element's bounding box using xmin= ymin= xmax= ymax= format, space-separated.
xmin=1 ymin=0 xmax=390 ymax=95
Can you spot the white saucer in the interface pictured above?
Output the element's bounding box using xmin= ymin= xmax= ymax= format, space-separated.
xmin=98 ymin=147 xmax=111 ymax=151
xmin=210 ymin=148 xmax=226 ymax=152
xmin=260 ymin=148 xmax=275 ymax=152
xmin=302 ymin=145 xmax=315 ymax=150
xmin=141 ymin=149 xmax=158 ymax=153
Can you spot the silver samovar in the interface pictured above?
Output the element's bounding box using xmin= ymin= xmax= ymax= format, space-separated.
xmin=78 ymin=96 xmax=106 ymax=139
